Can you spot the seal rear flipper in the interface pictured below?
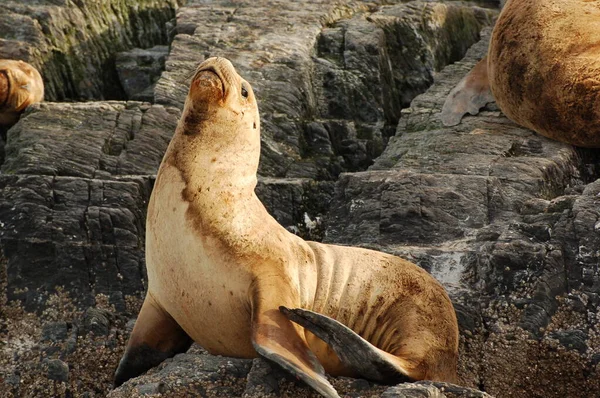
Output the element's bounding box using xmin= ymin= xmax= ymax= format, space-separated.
xmin=440 ymin=56 xmax=494 ymax=126
xmin=113 ymin=294 xmax=192 ymax=387
xmin=252 ymin=308 xmax=340 ymax=398
xmin=280 ymin=306 xmax=416 ymax=383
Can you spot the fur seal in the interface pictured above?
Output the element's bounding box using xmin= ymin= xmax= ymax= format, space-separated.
xmin=441 ymin=0 xmax=600 ymax=148
xmin=0 ymin=60 xmax=44 ymax=126
xmin=114 ymin=57 xmax=459 ymax=397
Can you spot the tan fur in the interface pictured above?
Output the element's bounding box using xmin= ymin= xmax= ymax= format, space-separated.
xmin=488 ymin=0 xmax=600 ymax=147
xmin=0 ymin=60 xmax=44 ymax=126
xmin=144 ymin=58 xmax=459 ymax=385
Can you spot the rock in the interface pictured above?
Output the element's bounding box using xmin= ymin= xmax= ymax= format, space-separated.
xmin=243 ymin=358 xmax=285 ymax=397
xmin=135 ymin=382 xmax=166 ymax=395
xmin=2 ymin=102 xmax=180 ymax=178
xmin=382 ymin=383 xmax=445 ymax=398
xmin=0 ymin=0 xmax=181 ymax=101
xmin=82 ymin=308 xmax=112 ymax=337
xmin=45 ymin=358 xmax=69 ymax=383
xmin=41 ymin=321 xmax=68 ymax=343
xmin=0 ymin=101 xmax=179 ymax=308
xmin=116 ymin=46 xmax=169 ymax=101
xmin=109 ymin=352 xmax=493 ymax=397
xmin=548 ymin=330 xmax=588 ymax=354
xmin=0 ymin=172 xmax=153 ymax=309
xmin=5 ymin=372 xmax=20 ymax=387
xmin=3 ymin=0 xmax=600 ymax=397
xmin=416 ymin=381 xmax=494 ymax=398
xmin=255 ymin=178 xmax=335 ymax=241
xmin=155 ymin=0 xmax=494 ymax=179
xmin=107 ymin=353 xmax=253 ymax=398
xmin=324 ymin=24 xmax=600 ymax=398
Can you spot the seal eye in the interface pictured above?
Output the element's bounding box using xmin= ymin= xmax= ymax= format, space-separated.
xmin=241 ymin=84 xmax=248 ymax=99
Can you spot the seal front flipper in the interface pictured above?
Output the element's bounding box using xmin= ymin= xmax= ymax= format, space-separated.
xmin=280 ymin=306 xmax=414 ymax=383
xmin=113 ymin=294 xmax=192 ymax=387
xmin=252 ymin=305 xmax=340 ymax=398
xmin=440 ymin=56 xmax=494 ymax=126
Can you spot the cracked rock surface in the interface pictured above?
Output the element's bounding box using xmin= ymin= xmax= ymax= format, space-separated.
xmin=0 ymin=0 xmax=182 ymax=101
xmin=2 ymin=0 xmax=599 ymax=397
xmin=324 ymin=27 xmax=600 ymax=398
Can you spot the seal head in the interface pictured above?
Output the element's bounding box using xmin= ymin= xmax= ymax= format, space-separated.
xmin=183 ymin=57 xmax=258 ymax=139
xmin=0 ymin=59 xmax=44 ymax=126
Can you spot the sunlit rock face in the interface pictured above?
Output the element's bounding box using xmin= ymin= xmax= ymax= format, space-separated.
xmin=4 ymin=1 xmax=599 ymax=397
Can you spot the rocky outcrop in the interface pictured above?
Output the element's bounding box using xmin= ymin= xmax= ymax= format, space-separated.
xmin=156 ymin=0 xmax=494 ymax=179
xmin=0 ymin=0 xmax=494 ymax=311
xmin=324 ymin=27 xmax=600 ymax=398
xmin=0 ymin=102 xmax=177 ymax=310
xmin=107 ymin=353 xmax=493 ymax=398
xmin=4 ymin=0 xmax=599 ymax=397
xmin=0 ymin=101 xmax=337 ymax=309
xmin=0 ymin=0 xmax=182 ymax=101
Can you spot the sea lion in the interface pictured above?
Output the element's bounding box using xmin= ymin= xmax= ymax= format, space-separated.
xmin=114 ymin=57 xmax=459 ymax=398
xmin=0 ymin=60 xmax=44 ymax=126
xmin=441 ymin=0 xmax=600 ymax=148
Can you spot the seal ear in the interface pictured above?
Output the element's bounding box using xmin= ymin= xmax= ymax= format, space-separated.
xmin=114 ymin=294 xmax=192 ymax=387
xmin=440 ymin=56 xmax=495 ymax=126
xmin=250 ymin=284 xmax=340 ymax=398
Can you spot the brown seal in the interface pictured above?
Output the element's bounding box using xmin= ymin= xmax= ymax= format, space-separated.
xmin=114 ymin=57 xmax=459 ymax=397
xmin=441 ymin=0 xmax=600 ymax=148
xmin=0 ymin=60 xmax=44 ymax=126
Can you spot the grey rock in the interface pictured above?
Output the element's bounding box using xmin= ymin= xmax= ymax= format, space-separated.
xmin=549 ymin=330 xmax=589 ymax=354
xmin=107 ymin=353 xmax=252 ymax=398
xmin=0 ymin=0 xmax=181 ymax=101
xmin=382 ymin=383 xmax=445 ymax=397
xmin=416 ymin=381 xmax=494 ymax=398
xmin=82 ymin=307 xmax=112 ymax=336
xmin=155 ymin=0 xmax=494 ymax=179
xmin=45 ymin=358 xmax=69 ymax=383
xmin=243 ymin=358 xmax=285 ymax=397
xmin=5 ymin=372 xmax=20 ymax=387
xmin=116 ymin=46 xmax=169 ymax=100
xmin=2 ymin=102 xmax=180 ymax=178
xmin=135 ymin=381 xmax=166 ymax=395
xmin=0 ymin=173 xmax=152 ymax=309
xmin=41 ymin=321 xmax=68 ymax=343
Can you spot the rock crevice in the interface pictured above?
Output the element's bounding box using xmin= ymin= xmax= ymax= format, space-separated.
xmin=0 ymin=0 xmax=183 ymax=101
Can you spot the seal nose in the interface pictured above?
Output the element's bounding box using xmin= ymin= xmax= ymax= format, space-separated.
xmin=192 ymin=68 xmax=224 ymax=100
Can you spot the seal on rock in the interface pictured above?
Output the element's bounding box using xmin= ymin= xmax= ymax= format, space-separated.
xmin=441 ymin=0 xmax=600 ymax=148
xmin=114 ymin=57 xmax=459 ymax=398
xmin=0 ymin=60 xmax=44 ymax=126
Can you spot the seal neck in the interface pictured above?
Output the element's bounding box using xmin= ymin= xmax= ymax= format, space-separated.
xmin=168 ymin=104 xmax=261 ymax=198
